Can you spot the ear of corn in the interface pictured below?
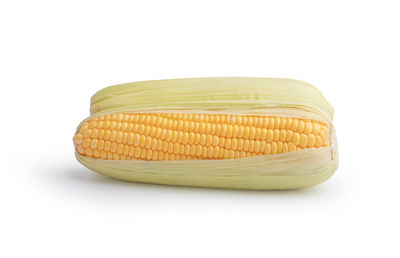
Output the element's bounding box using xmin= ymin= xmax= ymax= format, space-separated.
xmin=73 ymin=77 xmax=338 ymax=189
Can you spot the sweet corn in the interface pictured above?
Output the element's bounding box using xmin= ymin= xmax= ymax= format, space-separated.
xmin=73 ymin=114 xmax=329 ymax=161
xmin=73 ymin=77 xmax=338 ymax=189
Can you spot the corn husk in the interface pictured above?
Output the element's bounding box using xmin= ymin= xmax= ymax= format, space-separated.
xmin=75 ymin=77 xmax=338 ymax=189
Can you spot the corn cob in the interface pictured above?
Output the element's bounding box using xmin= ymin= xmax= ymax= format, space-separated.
xmin=73 ymin=114 xmax=329 ymax=161
xmin=73 ymin=77 xmax=338 ymax=189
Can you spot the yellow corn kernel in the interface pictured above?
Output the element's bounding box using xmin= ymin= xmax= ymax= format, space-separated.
xmin=74 ymin=113 xmax=329 ymax=161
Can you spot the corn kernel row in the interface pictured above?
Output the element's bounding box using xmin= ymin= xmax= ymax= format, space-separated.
xmin=88 ymin=113 xmax=326 ymax=134
xmin=76 ymin=141 xmax=305 ymax=161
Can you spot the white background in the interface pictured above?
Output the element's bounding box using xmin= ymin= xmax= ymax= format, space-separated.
xmin=1 ymin=0 xmax=399 ymax=257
